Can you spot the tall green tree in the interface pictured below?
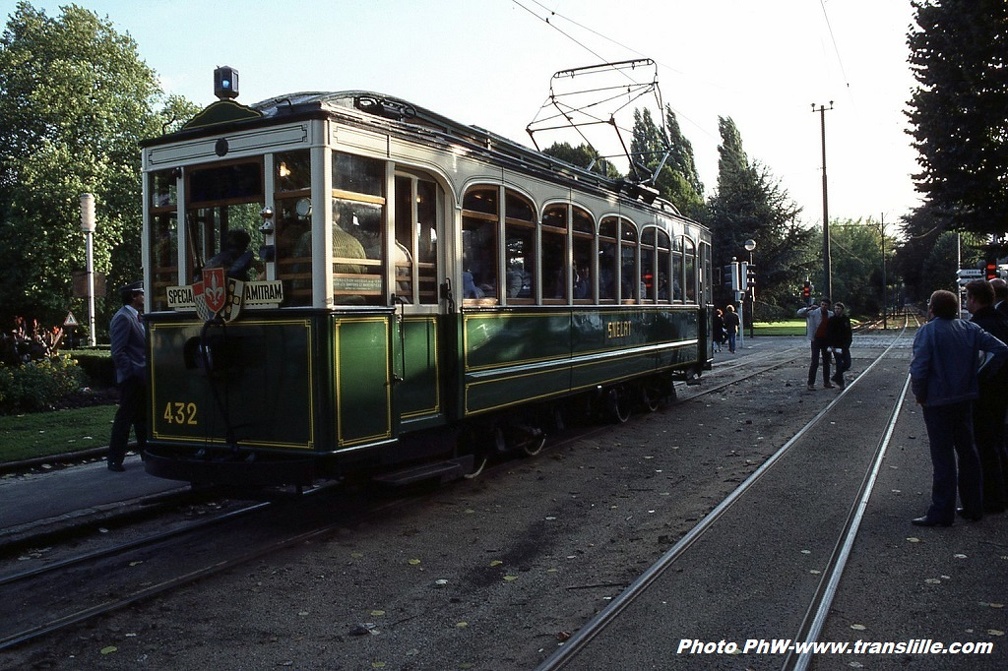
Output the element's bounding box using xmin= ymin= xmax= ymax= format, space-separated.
xmin=708 ymin=116 xmax=812 ymax=317
xmin=629 ymin=106 xmax=705 ymax=220
xmin=828 ymin=218 xmax=900 ymax=316
xmin=541 ymin=141 xmax=622 ymax=179
xmin=906 ymin=0 xmax=1008 ymax=239
xmin=0 ymin=2 xmax=195 ymax=336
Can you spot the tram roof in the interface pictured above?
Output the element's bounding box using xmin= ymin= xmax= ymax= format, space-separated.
xmin=146 ymin=90 xmax=686 ymax=218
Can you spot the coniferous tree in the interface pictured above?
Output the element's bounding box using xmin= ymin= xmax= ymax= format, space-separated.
xmin=907 ymin=0 xmax=1008 ymax=239
xmin=708 ymin=117 xmax=812 ymax=316
xmin=629 ymin=107 xmax=704 ymax=220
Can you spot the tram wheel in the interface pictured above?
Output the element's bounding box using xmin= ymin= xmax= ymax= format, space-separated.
xmin=463 ymin=452 xmax=488 ymax=479
xmin=522 ymin=432 xmax=546 ymax=456
xmin=639 ymin=380 xmax=664 ymax=413
xmin=605 ymin=386 xmax=632 ymax=424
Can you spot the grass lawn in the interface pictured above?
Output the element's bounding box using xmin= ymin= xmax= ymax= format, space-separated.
xmin=0 ymin=405 xmax=116 ymax=463
xmin=752 ymin=320 xmax=806 ymax=336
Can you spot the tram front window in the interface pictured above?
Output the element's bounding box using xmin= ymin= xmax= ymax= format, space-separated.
xmin=332 ymin=198 xmax=383 ymax=304
xmin=276 ymin=197 xmax=312 ymax=305
xmin=186 ymin=202 xmax=264 ymax=282
xmin=185 ymin=160 xmax=264 ymax=283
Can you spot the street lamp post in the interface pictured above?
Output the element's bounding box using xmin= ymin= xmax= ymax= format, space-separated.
xmin=744 ymin=239 xmax=756 ymax=338
xmin=80 ymin=193 xmax=96 ymax=347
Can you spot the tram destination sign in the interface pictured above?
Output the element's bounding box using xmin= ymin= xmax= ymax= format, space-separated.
xmin=167 ymin=280 xmax=284 ymax=311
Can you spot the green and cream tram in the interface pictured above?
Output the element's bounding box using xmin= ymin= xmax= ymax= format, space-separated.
xmin=141 ymin=68 xmax=713 ymax=486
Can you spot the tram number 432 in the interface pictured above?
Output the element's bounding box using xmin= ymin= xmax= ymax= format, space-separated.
xmin=163 ymin=401 xmax=198 ymax=425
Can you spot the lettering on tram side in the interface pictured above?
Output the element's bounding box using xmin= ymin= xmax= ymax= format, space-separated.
xmin=162 ymin=401 xmax=198 ymax=426
xmin=166 ymin=285 xmax=196 ymax=309
xmin=166 ymin=280 xmax=284 ymax=311
xmin=606 ymin=320 xmax=632 ymax=339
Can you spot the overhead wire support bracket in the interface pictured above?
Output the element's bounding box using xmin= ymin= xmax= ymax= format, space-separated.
xmin=526 ymin=58 xmax=671 ymax=188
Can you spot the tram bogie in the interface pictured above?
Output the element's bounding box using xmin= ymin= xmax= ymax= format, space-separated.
xmin=139 ymin=71 xmax=713 ymax=488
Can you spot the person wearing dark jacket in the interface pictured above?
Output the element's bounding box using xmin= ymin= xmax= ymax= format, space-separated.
xmin=797 ymin=298 xmax=832 ymax=390
xmin=909 ymin=289 xmax=1008 ymax=527
xmin=107 ymin=281 xmax=147 ymax=472
xmin=965 ymin=280 xmax=1008 ymax=513
xmin=826 ymin=302 xmax=853 ymax=388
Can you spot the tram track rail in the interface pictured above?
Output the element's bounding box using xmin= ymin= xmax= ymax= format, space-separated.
xmin=535 ymin=326 xmax=913 ymax=670
xmin=0 ymin=345 xmax=819 ymax=656
xmin=0 ymin=322 xmax=919 ymax=664
xmin=0 ymin=485 xmax=348 ymax=652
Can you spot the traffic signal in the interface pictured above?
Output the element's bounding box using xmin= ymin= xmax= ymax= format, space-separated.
xmin=746 ymin=264 xmax=756 ymax=290
xmin=723 ymin=263 xmax=738 ymax=291
xmin=986 ymin=260 xmax=999 ymax=281
xmin=802 ymin=281 xmax=811 ymax=299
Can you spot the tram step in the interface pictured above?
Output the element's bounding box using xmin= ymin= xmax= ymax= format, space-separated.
xmin=372 ymin=456 xmax=474 ymax=487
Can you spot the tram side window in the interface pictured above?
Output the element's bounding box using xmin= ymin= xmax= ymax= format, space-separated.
xmin=275 ymin=150 xmax=312 ymax=307
xmin=541 ymin=204 xmax=567 ymax=302
xmin=641 ymin=229 xmax=656 ymax=303
xmin=620 ymin=220 xmax=639 ymax=303
xmin=683 ymin=238 xmax=697 ymax=303
xmin=700 ymin=241 xmax=712 ymax=305
xmin=572 ymin=207 xmax=594 ymax=303
xmin=394 ymin=174 xmax=440 ymax=305
xmin=332 ymin=152 xmax=386 ymax=305
xmin=641 ymin=228 xmax=672 ymax=303
xmin=656 ymin=229 xmax=671 ymax=302
xmin=462 ymin=187 xmax=499 ymax=302
xmin=148 ymin=169 xmax=178 ymax=312
xmin=672 ymin=236 xmax=684 ymax=302
xmin=506 ymin=193 xmax=536 ymax=302
xmin=416 ymin=180 xmax=438 ymax=303
xmin=598 ymin=217 xmax=618 ymax=302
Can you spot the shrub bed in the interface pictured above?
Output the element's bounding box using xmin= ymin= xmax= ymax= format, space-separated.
xmin=0 ymin=355 xmax=87 ymax=413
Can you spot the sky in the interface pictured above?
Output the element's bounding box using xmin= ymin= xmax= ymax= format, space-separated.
xmin=7 ymin=0 xmax=921 ymax=230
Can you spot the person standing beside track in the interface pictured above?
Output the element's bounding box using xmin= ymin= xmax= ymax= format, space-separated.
xmin=797 ymin=298 xmax=833 ymax=391
xmin=827 ymin=301 xmax=853 ymax=388
xmin=722 ymin=304 xmax=740 ymax=354
xmin=964 ymin=280 xmax=1008 ymax=514
xmin=909 ymin=289 xmax=1008 ymax=527
xmin=107 ymin=281 xmax=147 ymax=472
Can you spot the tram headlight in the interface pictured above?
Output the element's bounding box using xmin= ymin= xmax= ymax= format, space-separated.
xmin=214 ymin=66 xmax=239 ymax=100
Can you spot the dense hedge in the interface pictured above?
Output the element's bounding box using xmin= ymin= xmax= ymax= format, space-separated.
xmin=68 ymin=349 xmax=115 ymax=388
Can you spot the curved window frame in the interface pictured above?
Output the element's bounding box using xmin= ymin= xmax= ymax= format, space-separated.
xmin=641 ymin=226 xmax=672 ymax=304
xmin=461 ymin=186 xmax=501 ymax=305
xmin=540 ymin=203 xmax=570 ymax=304
xmin=504 ymin=191 xmax=537 ymax=304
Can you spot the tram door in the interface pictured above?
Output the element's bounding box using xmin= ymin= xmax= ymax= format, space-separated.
xmin=392 ymin=173 xmax=446 ymax=431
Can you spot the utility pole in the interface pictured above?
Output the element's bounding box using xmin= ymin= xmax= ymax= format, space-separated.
xmin=880 ymin=213 xmax=887 ymax=330
xmin=812 ymin=102 xmax=833 ymax=301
